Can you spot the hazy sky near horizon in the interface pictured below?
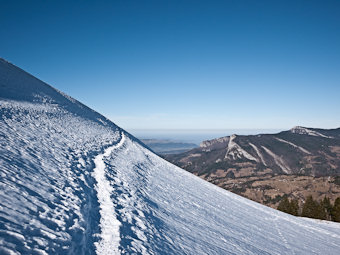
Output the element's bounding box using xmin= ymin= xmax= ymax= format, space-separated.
xmin=1 ymin=0 xmax=340 ymax=130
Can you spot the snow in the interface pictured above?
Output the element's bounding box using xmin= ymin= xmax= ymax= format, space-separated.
xmin=261 ymin=146 xmax=291 ymax=174
xmin=187 ymin=153 xmax=201 ymax=157
xmin=1 ymin=58 xmax=340 ymax=254
xmin=0 ymin=231 xmax=25 ymax=242
xmin=249 ymin=142 xmax=267 ymax=166
xmin=105 ymin=136 xmax=340 ymax=254
xmin=32 ymin=248 xmax=48 ymax=255
xmin=92 ymin=133 xmax=126 ymax=255
xmin=290 ymin=126 xmax=332 ymax=138
xmin=225 ymin=135 xmax=258 ymax=162
xmin=0 ymin=98 xmax=119 ymax=254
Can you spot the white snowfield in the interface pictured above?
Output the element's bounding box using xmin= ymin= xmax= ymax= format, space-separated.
xmin=93 ymin=133 xmax=126 ymax=255
xmin=1 ymin=58 xmax=340 ymax=254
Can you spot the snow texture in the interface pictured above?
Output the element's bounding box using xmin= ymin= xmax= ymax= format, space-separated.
xmin=1 ymin=58 xmax=340 ymax=254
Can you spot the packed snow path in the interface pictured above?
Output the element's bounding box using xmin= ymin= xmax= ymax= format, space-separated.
xmin=93 ymin=133 xmax=125 ymax=255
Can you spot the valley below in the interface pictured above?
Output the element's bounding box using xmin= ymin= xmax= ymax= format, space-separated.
xmin=200 ymin=173 xmax=340 ymax=209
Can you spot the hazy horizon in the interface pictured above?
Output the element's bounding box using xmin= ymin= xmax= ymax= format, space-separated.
xmin=129 ymin=128 xmax=286 ymax=144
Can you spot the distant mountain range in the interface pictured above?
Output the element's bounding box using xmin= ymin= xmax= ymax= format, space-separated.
xmin=166 ymin=126 xmax=340 ymax=176
xmin=165 ymin=127 xmax=340 ymax=208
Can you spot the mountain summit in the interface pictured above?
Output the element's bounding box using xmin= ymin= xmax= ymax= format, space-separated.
xmin=1 ymin=58 xmax=340 ymax=254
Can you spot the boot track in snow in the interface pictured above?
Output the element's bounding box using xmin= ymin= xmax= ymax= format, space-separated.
xmin=93 ymin=132 xmax=126 ymax=255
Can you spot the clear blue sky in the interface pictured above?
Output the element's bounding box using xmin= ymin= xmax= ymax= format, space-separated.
xmin=1 ymin=0 xmax=339 ymax=130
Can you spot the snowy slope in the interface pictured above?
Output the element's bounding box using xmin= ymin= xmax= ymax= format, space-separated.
xmin=1 ymin=58 xmax=340 ymax=255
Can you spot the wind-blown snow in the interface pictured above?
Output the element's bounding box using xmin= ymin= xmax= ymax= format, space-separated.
xmin=93 ymin=133 xmax=126 ymax=255
xmin=1 ymin=58 xmax=340 ymax=254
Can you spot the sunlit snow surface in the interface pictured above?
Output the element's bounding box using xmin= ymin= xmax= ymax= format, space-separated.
xmin=1 ymin=58 xmax=340 ymax=254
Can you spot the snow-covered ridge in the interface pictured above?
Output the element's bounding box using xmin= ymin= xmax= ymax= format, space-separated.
xmin=0 ymin=99 xmax=120 ymax=254
xmin=290 ymin=126 xmax=332 ymax=138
